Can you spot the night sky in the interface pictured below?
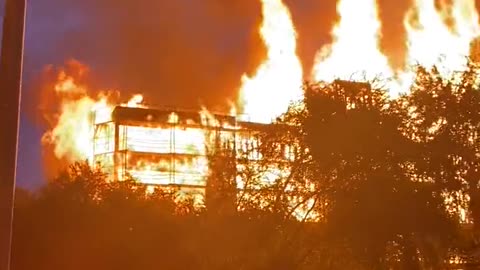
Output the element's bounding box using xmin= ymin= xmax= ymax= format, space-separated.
xmin=0 ymin=0 xmax=478 ymax=189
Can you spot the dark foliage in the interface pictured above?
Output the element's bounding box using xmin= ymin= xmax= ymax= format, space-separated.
xmin=11 ymin=64 xmax=480 ymax=269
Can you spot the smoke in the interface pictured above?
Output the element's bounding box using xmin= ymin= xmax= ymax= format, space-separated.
xmin=284 ymin=0 xmax=337 ymax=75
xmin=377 ymin=0 xmax=411 ymax=70
xmin=26 ymin=0 xmax=480 ymax=115
xmin=21 ymin=0 xmax=480 ymax=182
xmin=25 ymin=0 xmax=264 ymax=114
xmin=287 ymin=0 xmax=417 ymax=73
xmin=23 ymin=0 xmax=429 ymax=112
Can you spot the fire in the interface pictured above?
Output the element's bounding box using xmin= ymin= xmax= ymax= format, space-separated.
xmin=43 ymin=0 xmax=480 ymax=170
xmin=310 ymin=0 xmax=480 ymax=95
xmin=40 ymin=1 xmax=480 ymax=165
xmin=238 ymin=0 xmax=303 ymax=123
xmin=40 ymin=0 xmax=480 ymax=220
xmin=404 ymin=0 xmax=480 ymax=77
xmin=124 ymin=94 xmax=145 ymax=108
xmin=41 ymin=67 xmax=144 ymax=163
xmin=312 ymin=0 xmax=394 ymax=84
xmin=42 ymin=64 xmax=244 ymax=192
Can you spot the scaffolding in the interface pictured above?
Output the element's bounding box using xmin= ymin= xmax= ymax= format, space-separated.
xmin=89 ymin=105 xmax=319 ymax=218
xmin=92 ymin=106 xmax=264 ymax=189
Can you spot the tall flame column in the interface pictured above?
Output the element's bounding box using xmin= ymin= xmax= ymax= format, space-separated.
xmin=0 ymin=0 xmax=26 ymax=269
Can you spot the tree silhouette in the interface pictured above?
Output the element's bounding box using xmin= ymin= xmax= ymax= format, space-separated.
xmin=399 ymin=63 xmax=480 ymax=263
xmin=276 ymin=79 xmax=459 ymax=269
xmin=13 ymin=67 xmax=480 ymax=268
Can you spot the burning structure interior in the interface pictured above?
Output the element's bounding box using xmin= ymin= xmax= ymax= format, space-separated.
xmin=91 ymin=105 xmax=284 ymax=199
xmin=90 ymin=80 xmax=374 ymax=216
xmin=90 ymin=80 xmax=373 ymax=207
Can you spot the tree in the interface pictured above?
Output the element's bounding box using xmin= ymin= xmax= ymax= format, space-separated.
xmin=276 ymin=79 xmax=459 ymax=269
xmin=11 ymin=162 xmax=193 ymax=270
xmin=399 ymin=63 xmax=480 ymax=263
xmin=205 ymin=134 xmax=237 ymax=216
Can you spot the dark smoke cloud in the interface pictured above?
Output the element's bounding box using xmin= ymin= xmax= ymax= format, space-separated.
xmin=16 ymin=0 xmax=480 ymax=113
xmin=21 ymin=0 xmax=267 ymax=182
xmin=284 ymin=0 xmax=337 ymax=76
xmin=288 ymin=0 xmax=414 ymax=72
xmin=22 ymin=0 xmax=412 ymax=111
xmin=377 ymin=0 xmax=412 ymax=70
xmin=24 ymin=0 xmax=480 ymax=115
xmin=24 ymin=0 xmax=264 ymax=114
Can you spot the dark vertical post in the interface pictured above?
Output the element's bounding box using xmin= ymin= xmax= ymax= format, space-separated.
xmin=113 ymin=122 xmax=120 ymax=181
xmin=0 ymin=0 xmax=26 ymax=270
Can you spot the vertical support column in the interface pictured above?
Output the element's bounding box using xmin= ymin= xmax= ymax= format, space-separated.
xmin=113 ymin=123 xmax=120 ymax=181
xmin=91 ymin=112 xmax=96 ymax=168
xmin=0 ymin=0 xmax=26 ymax=270
xmin=233 ymin=117 xmax=238 ymax=190
xmin=171 ymin=121 xmax=176 ymax=185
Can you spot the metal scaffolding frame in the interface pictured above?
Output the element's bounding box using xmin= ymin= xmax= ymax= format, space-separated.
xmin=91 ymin=107 xmax=253 ymax=188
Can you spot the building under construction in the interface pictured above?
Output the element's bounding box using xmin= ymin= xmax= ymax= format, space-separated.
xmin=90 ymin=80 xmax=373 ymax=195
xmin=90 ymin=80 xmax=373 ymax=215
xmin=91 ymin=106 xmax=279 ymax=193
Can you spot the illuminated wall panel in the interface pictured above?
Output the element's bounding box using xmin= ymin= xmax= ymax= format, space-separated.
xmin=172 ymin=127 xmax=209 ymax=155
xmin=128 ymin=170 xmax=171 ymax=185
xmin=121 ymin=125 xmax=172 ymax=153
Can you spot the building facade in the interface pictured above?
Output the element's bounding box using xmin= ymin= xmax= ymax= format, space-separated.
xmin=92 ymin=106 xmax=277 ymax=191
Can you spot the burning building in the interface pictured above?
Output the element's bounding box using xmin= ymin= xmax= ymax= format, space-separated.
xmin=88 ymin=102 xmax=318 ymax=219
xmin=90 ymin=105 xmax=293 ymax=202
xmin=39 ymin=0 xmax=480 ymax=223
xmin=93 ymin=106 xmax=232 ymax=185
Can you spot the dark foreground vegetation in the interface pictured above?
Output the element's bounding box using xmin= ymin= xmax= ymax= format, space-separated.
xmin=11 ymin=64 xmax=480 ymax=269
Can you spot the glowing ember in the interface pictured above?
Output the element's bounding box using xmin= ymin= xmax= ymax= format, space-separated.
xmin=239 ymin=0 xmax=303 ymax=124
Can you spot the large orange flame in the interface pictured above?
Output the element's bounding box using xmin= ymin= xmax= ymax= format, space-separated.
xmin=40 ymin=1 xmax=480 ymax=165
xmin=312 ymin=0 xmax=394 ymax=83
xmin=310 ymin=0 xmax=480 ymax=95
xmin=239 ymin=0 xmax=303 ymax=123
xmin=39 ymin=0 xmax=480 ymax=220
xmin=404 ymin=0 xmax=480 ymax=77
xmin=41 ymin=67 xmax=144 ymax=163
